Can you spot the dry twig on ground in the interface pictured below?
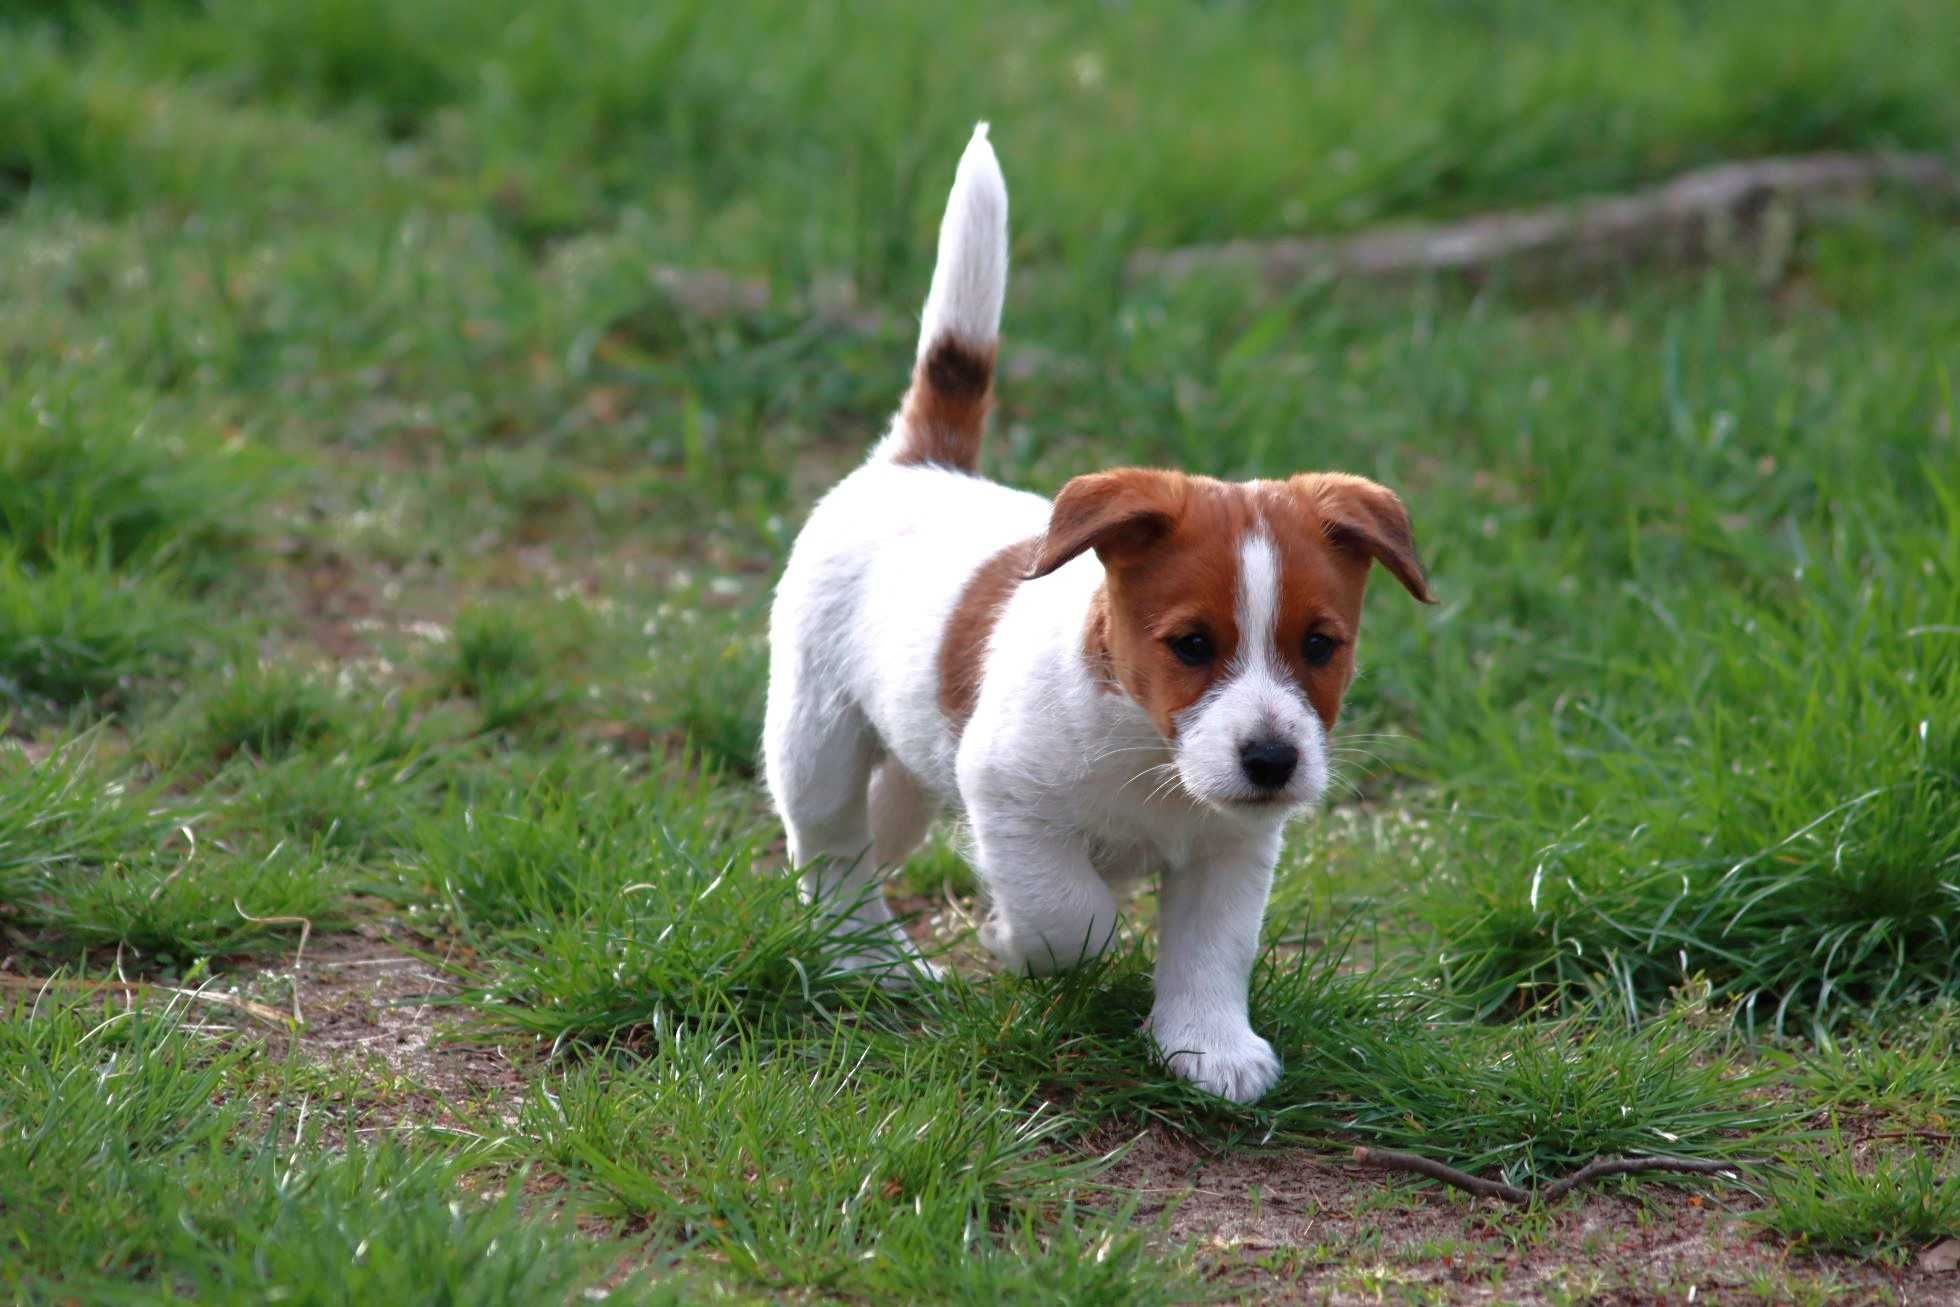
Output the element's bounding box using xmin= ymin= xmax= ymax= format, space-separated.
xmin=1352 ymin=1145 xmax=1748 ymax=1204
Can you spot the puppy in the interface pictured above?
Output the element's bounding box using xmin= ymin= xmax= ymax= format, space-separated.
xmin=763 ymin=124 xmax=1433 ymax=1103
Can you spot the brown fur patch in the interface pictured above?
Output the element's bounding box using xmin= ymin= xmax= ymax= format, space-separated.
xmin=1029 ymin=472 xmax=1254 ymax=740
xmin=1093 ymin=478 xmax=1255 ymax=740
xmin=938 ymin=535 xmax=1041 ymax=732
xmin=892 ymin=336 xmax=996 ymax=472
xmin=1254 ymin=481 xmax=1374 ymax=729
xmin=1297 ymin=472 xmax=1434 ymax=605
xmin=1080 ymin=588 xmax=1116 ymax=688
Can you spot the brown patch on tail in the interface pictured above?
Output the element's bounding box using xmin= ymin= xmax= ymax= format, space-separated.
xmin=893 ymin=336 xmax=996 ymax=472
xmin=937 ymin=535 xmax=1039 ymax=732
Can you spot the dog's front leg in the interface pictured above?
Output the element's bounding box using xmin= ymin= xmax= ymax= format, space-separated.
xmin=967 ymin=802 xmax=1119 ymax=977
xmin=1150 ymin=826 xmax=1283 ymax=1104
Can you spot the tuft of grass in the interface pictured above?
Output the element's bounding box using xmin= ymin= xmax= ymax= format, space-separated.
xmin=405 ymin=759 xmax=917 ymax=1041
xmin=891 ymin=825 xmax=979 ymax=900
xmin=0 ymin=19 xmax=405 ymax=218
xmin=406 ymin=758 xmax=727 ymax=938
xmin=0 ymin=547 xmax=192 ymax=713
xmin=216 ymin=740 xmax=438 ymax=859
xmin=439 ymin=604 xmax=565 ymax=733
xmin=1754 ymin=1144 xmax=1960 ymax=1265
xmin=1801 ymin=1005 xmax=1959 ymax=1128
xmin=0 ymin=380 xmax=275 ymax=586
xmin=180 ymin=663 xmax=347 ymax=762
xmin=149 ymin=0 xmax=479 ymax=137
xmin=0 ymin=743 xmax=336 ymax=963
xmin=524 ymin=1026 xmax=1182 ymax=1302
xmin=1419 ymin=508 xmax=1960 ymax=1032
xmin=0 ymin=992 xmax=251 ymax=1290
xmin=0 ymin=994 xmax=674 ymax=1304
xmin=0 ymin=736 xmax=158 ymax=901
xmin=921 ymin=939 xmax=1775 ymax=1177
xmin=644 ymin=598 xmax=766 ymax=777
xmin=37 ymin=839 xmax=339 ymax=963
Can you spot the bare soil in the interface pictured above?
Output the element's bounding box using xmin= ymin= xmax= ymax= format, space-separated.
xmin=242 ymin=928 xmax=527 ymax=1140
xmin=1100 ymin=1129 xmax=1952 ymax=1305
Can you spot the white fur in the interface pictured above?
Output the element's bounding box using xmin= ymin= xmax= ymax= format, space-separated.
xmin=763 ymin=126 xmax=1312 ymax=1102
xmin=871 ymin=123 xmax=1008 ymax=466
xmin=916 ymin=122 xmax=1007 ymax=358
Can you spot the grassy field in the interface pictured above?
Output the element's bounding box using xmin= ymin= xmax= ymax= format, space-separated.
xmin=3 ymin=1 xmax=1958 ymax=1302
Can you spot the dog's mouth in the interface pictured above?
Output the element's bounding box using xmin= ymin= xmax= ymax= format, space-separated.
xmin=1208 ymin=789 xmax=1299 ymax=813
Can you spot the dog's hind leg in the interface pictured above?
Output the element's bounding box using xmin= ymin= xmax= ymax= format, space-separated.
xmin=763 ymin=683 xmax=935 ymax=980
xmin=864 ymin=758 xmax=945 ymax=980
xmin=868 ymin=758 xmax=934 ymax=869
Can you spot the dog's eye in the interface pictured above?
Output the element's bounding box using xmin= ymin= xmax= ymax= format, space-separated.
xmin=1302 ymin=633 xmax=1339 ymax=667
xmin=1167 ymin=633 xmax=1214 ymax=667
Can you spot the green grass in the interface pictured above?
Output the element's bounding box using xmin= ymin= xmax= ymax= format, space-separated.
xmin=176 ymin=662 xmax=349 ymax=762
xmin=526 ymin=1030 xmax=1179 ymax=1301
xmin=405 ymin=760 xmax=907 ymax=1041
xmin=1801 ymin=1002 xmax=1959 ymax=1127
xmin=0 ymin=548 xmax=192 ymax=712
xmin=897 ymin=940 xmax=1776 ymax=1180
xmin=1423 ymin=525 xmax=1960 ymax=1031
xmin=1754 ymin=1143 xmax=1960 ymax=1265
xmin=437 ymin=603 xmax=565 ymax=733
xmin=1 ymin=0 xmax=1956 ymax=1298
xmin=0 ymin=996 xmax=676 ymax=1303
xmin=0 ymin=744 xmax=340 ymax=963
xmin=0 ymin=377 xmax=275 ymax=582
xmin=39 ymin=0 xmax=1960 ymax=278
xmin=641 ymin=595 xmax=768 ymax=776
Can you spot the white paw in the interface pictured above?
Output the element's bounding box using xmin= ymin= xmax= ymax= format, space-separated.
xmin=900 ymin=954 xmax=947 ymax=986
xmin=828 ymin=948 xmax=945 ymax=989
xmin=980 ymin=911 xmax=1111 ymax=977
xmin=825 ymin=923 xmax=946 ymax=989
xmin=1151 ymin=1018 xmax=1282 ymax=1104
xmin=979 ymin=914 xmax=1044 ymax=975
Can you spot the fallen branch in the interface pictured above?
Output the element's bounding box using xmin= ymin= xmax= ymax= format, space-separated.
xmin=1352 ymin=1145 xmax=1746 ymax=1204
xmin=1133 ymin=152 xmax=1958 ymax=289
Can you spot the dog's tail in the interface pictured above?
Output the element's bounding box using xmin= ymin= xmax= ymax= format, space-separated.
xmin=878 ymin=123 xmax=1007 ymax=473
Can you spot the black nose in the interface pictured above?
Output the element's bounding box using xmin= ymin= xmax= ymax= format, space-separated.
xmin=1239 ymin=739 xmax=1299 ymax=791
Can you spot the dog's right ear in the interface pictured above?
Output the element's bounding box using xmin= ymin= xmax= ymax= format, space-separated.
xmin=1026 ymin=469 xmax=1183 ymax=579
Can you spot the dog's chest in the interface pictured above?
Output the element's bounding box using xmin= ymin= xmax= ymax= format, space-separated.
xmin=1072 ymin=757 xmax=1211 ymax=875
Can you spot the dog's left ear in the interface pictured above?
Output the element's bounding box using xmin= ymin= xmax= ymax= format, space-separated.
xmin=1297 ymin=473 xmax=1435 ymax=604
xmin=1026 ymin=469 xmax=1184 ymax=579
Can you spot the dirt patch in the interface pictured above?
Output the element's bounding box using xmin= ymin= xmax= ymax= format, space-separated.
xmin=242 ymin=928 xmax=527 ymax=1138
xmin=269 ymin=550 xmax=381 ymax=662
xmin=1099 ymin=1130 xmax=1943 ymax=1305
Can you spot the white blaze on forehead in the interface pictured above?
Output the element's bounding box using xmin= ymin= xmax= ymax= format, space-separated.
xmin=1233 ymin=532 xmax=1282 ymax=675
xmin=1172 ymin=527 xmax=1328 ymax=809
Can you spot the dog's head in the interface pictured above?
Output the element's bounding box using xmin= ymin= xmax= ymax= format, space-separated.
xmin=1027 ymin=471 xmax=1433 ymax=814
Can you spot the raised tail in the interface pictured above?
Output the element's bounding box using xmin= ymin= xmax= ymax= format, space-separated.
xmin=880 ymin=123 xmax=1008 ymax=472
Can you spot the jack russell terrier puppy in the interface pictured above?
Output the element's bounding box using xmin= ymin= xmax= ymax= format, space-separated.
xmin=763 ymin=124 xmax=1433 ymax=1103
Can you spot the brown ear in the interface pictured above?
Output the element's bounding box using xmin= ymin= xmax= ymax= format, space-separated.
xmin=1300 ymin=473 xmax=1435 ymax=604
xmin=1025 ymin=469 xmax=1183 ymax=579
